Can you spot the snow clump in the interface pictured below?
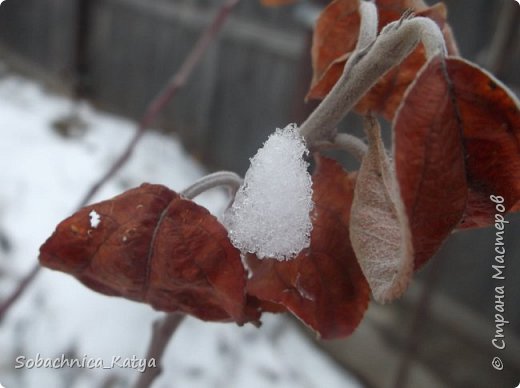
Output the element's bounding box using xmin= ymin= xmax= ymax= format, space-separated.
xmin=224 ymin=124 xmax=313 ymax=260
xmin=89 ymin=210 xmax=101 ymax=229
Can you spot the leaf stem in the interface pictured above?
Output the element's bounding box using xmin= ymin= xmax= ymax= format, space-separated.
xmin=391 ymin=253 xmax=444 ymax=388
xmin=313 ymin=133 xmax=368 ymax=162
xmin=181 ymin=171 xmax=243 ymax=200
xmin=0 ymin=264 xmax=40 ymax=323
xmin=355 ymin=0 xmax=379 ymax=52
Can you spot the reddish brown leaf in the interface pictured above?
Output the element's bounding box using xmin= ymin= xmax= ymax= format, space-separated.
xmin=354 ymin=44 xmax=428 ymax=120
xmin=350 ymin=117 xmax=413 ymax=302
xmin=246 ymin=156 xmax=370 ymax=339
xmin=375 ymin=0 xmax=429 ymax=29
xmin=457 ymin=189 xmax=498 ymax=229
xmin=445 ymin=58 xmax=520 ymax=228
xmin=307 ymin=53 xmax=351 ymax=103
xmin=39 ymin=184 xmax=256 ymax=324
xmin=355 ymin=2 xmax=459 ymax=120
xmin=307 ymin=0 xmax=459 ymax=121
xmin=308 ymin=0 xmax=361 ymax=99
xmin=375 ymin=1 xmax=459 ymax=56
xmin=393 ymin=55 xmax=467 ymax=269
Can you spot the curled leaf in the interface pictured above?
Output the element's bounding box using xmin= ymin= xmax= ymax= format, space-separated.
xmin=308 ymin=0 xmax=361 ymax=100
xmin=350 ymin=117 xmax=413 ymax=303
xmin=355 ymin=2 xmax=458 ymax=120
xmin=307 ymin=0 xmax=459 ymax=121
xmin=393 ymin=55 xmax=467 ymax=269
xmin=307 ymin=53 xmax=351 ymax=103
xmin=39 ymin=184 xmax=256 ymax=324
xmin=445 ymin=58 xmax=520 ymax=228
xmin=246 ymin=156 xmax=370 ymax=339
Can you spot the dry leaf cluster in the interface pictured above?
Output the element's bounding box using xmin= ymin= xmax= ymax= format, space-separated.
xmin=39 ymin=0 xmax=519 ymax=339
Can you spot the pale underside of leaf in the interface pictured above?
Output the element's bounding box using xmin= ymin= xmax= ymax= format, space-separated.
xmin=349 ymin=117 xmax=414 ymax=303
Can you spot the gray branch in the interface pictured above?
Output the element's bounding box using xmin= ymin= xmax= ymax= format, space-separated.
xmin=133 ymin=313 xmax=186 ymax=388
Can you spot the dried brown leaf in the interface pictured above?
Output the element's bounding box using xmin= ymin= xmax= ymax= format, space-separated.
xmin=354 ymin=2 xmax=459 ymax=120
xmin=308 ymin=0 xmax=361 ymax=99
xmin=445 ymin=58 xmax=520 ymax=229
xmin=350 ymin=117 xmax=413 ymax=302
xmin=39 ymin=184 xmax=256 ymax=324
xmin=307 ymin=0 xmax=460 ymax=120
xmin=393 ymin=55 xmax=467 ymax=269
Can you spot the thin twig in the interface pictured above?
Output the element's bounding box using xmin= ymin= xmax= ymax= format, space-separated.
xmin=181 ymin=171 xmax=243 ymax=200
xmin=79 ymin=0 xmax=240 ymax=208
xmin=133 ymin=313 xmax=186 ymax=388
xmin=0 ymin=265 xmax=40 ymax=323
xmin=0 ymin=0 xmax=240 ymax=323
xmin=391 ymin=254 xmax=445 ymax=388
xmin=481 ymin=2 xmax=519 ymax=75
xmin=134 ymin=3 xmax=242 ymax=388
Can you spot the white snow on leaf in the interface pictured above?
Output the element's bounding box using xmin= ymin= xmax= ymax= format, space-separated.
xmin=224 ymin=124 xmax=313 ymax=260
xmin=0 ymin=72 xmax=361 ymax=388
xmin=89 ymin=210 xmax=101 ymax=229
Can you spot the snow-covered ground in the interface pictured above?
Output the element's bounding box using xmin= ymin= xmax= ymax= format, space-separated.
xmin=0 ymin=70 xmax=362 ymax=388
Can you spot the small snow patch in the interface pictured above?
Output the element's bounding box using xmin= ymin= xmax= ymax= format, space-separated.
xmin=89 ymin=210 xmax=101 ymax=229
xmin=224 ymin=124 xmax=313 ymax=260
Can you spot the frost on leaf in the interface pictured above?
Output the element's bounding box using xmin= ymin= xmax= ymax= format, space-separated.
xmin=224 ymin=124 xmax=313 ymax=260
xmin=350 ymin=117 xmax=413 ymax=303
xmin=246 ymin=156 xmax=370 ymax=339
xmin=39 ymin=184 xmax=259 ymax=325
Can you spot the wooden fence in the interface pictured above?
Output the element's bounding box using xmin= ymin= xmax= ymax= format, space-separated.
xmin=0 ymin=0 xmax=312 ymax=174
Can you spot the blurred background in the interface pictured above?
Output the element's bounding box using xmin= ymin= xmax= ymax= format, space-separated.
xmin=0 ymin=0 xmax=519 ymax=387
